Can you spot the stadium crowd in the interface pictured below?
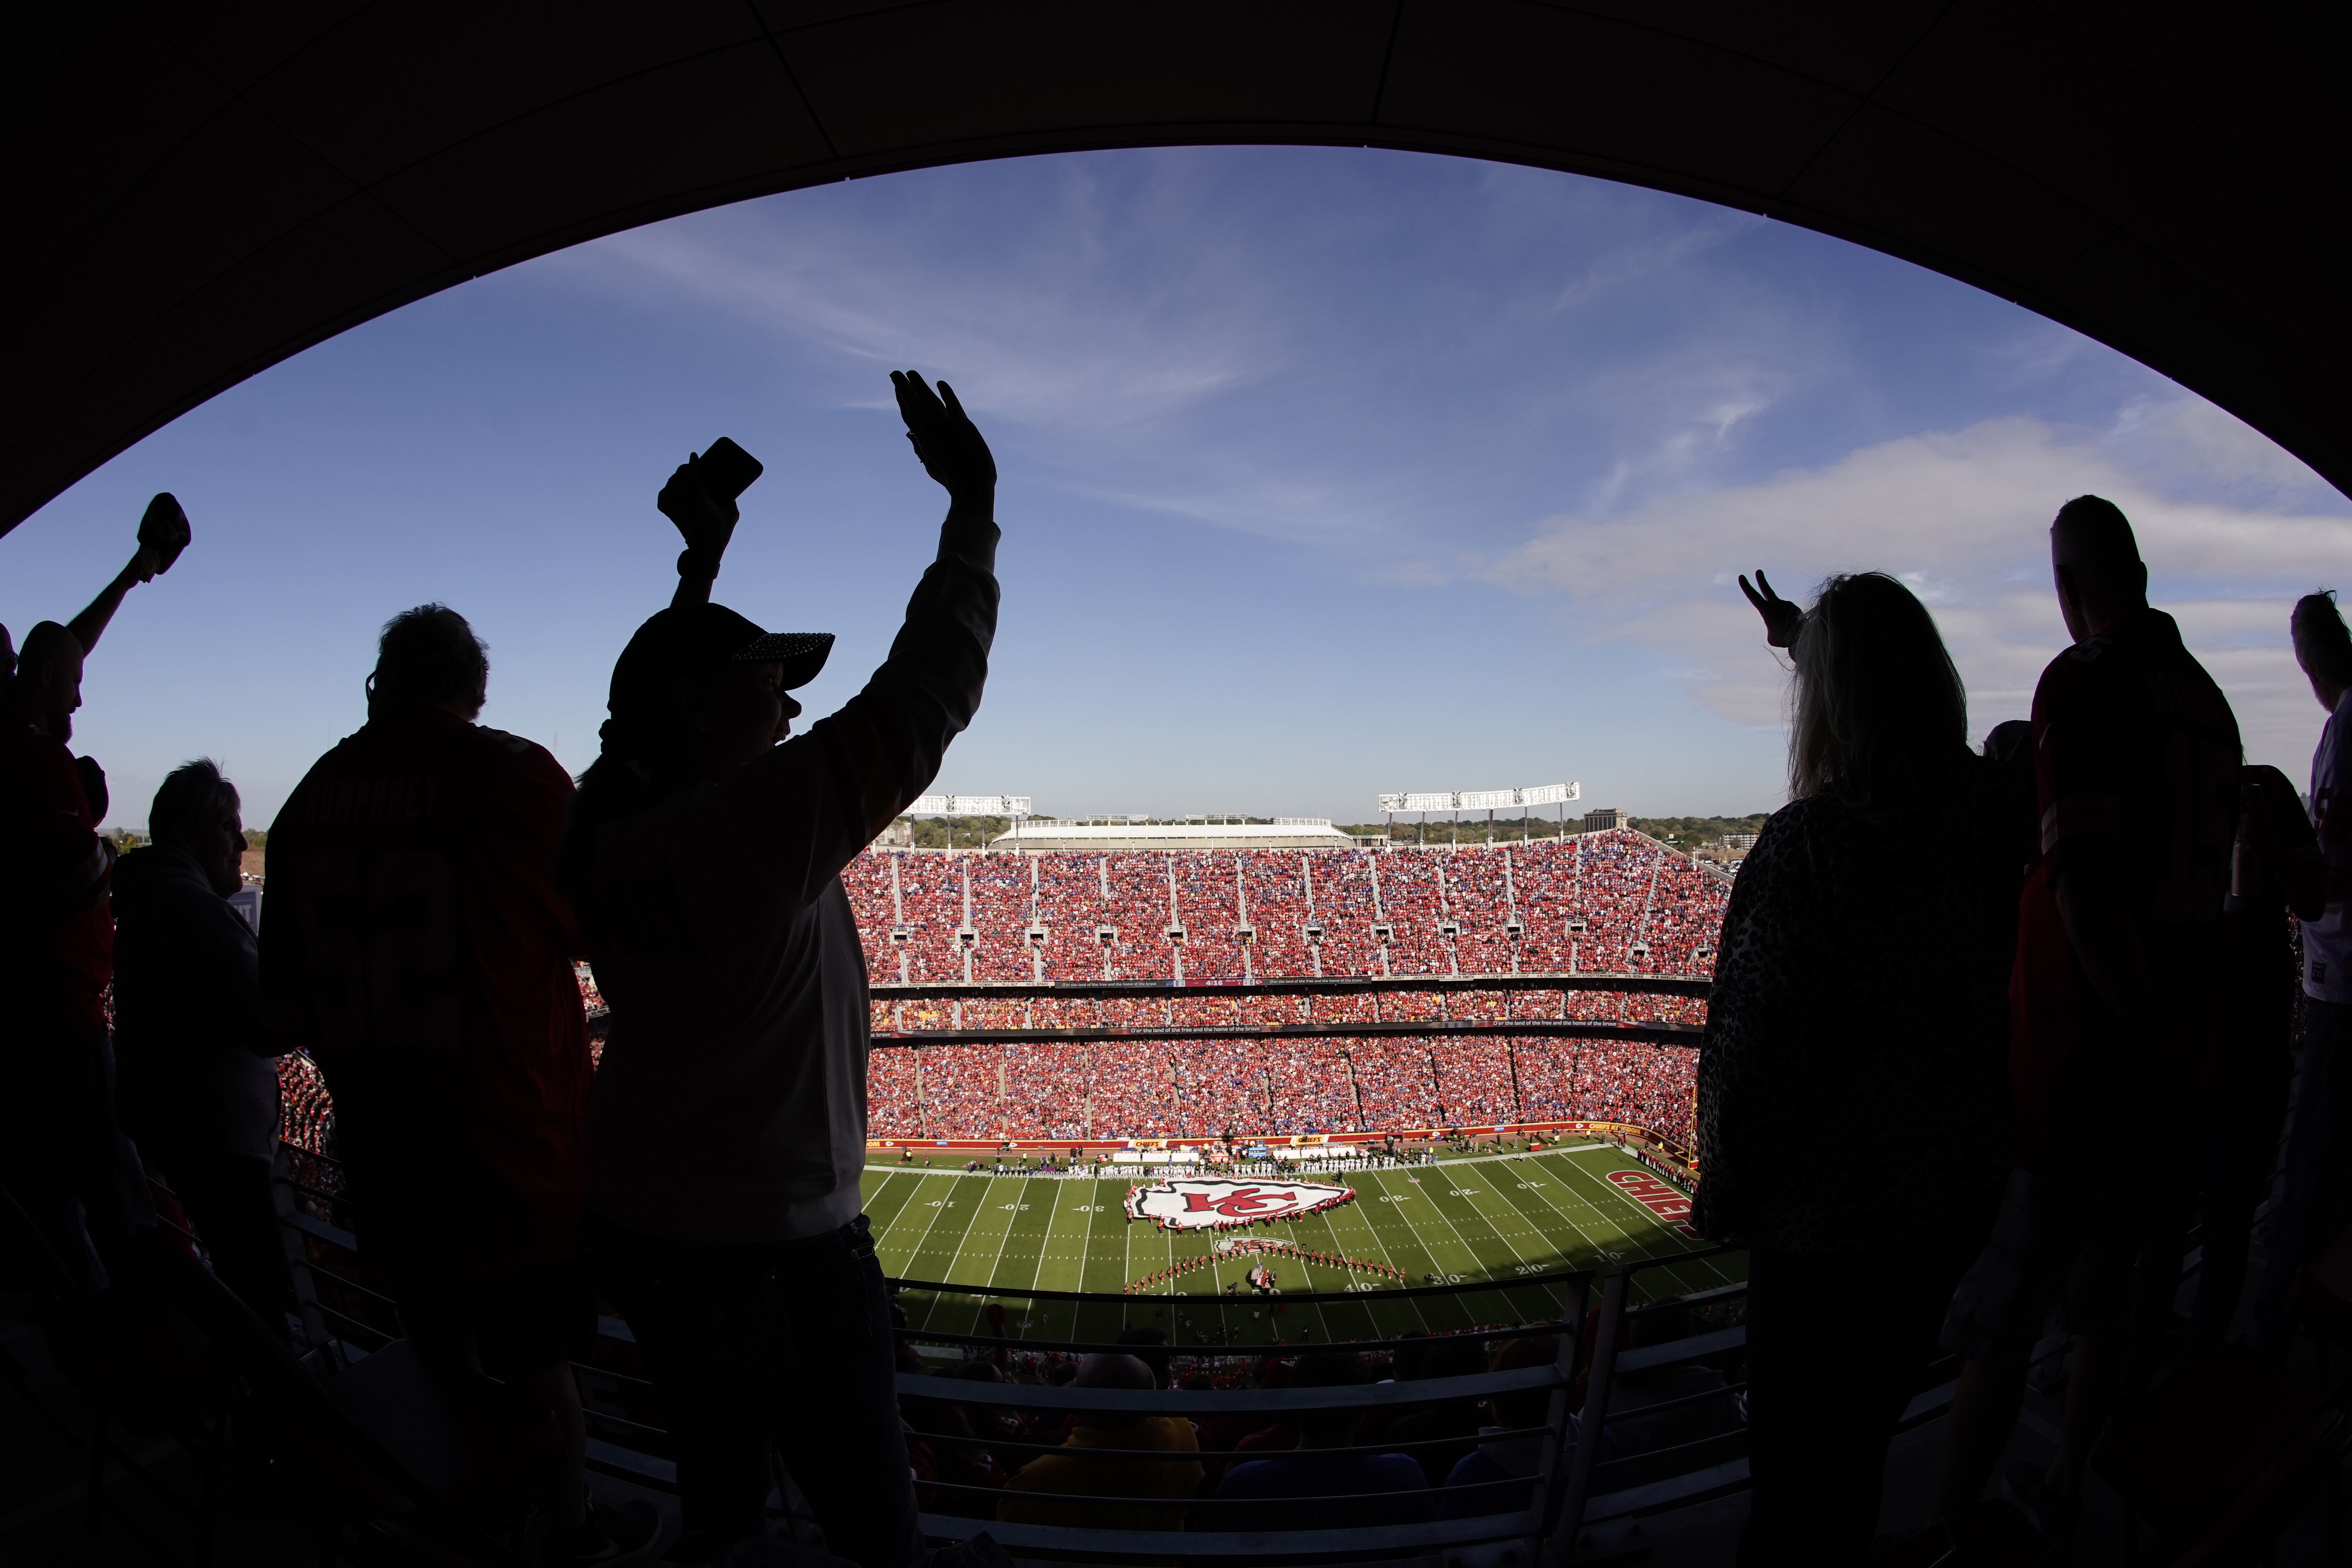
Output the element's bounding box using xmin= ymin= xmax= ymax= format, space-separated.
xmin=863 ymin=1035 xmax=1696 ymax=1143
xmin=843 ymin=829 xmax=1726 ymax=987
xmin=22 ymin=389 xmax=2345 ymax=1568
xmin=865 ymin=986 xmax=1706 ymax=1035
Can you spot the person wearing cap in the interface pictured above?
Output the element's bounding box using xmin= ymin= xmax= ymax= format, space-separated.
xmin=259 ymin=604 xmax=659 ymax=1566
xmin=568 ymin=371 xmax=1001 ymax=1568
xmin=1 ymin=494 xmax=190 ymax=1291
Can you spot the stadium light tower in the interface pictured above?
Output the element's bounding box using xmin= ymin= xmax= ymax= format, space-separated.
xmin=1382 ymin=786 xmax=1577 ymax=849
xmin=906 ymin=793 xmax=1032 ymax=854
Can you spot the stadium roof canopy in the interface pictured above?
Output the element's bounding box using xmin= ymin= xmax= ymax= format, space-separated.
xmin=7 ymin=2 xmax=2348 ymax=536
xmin=989 ymin=820 xmax=1356 ymax=852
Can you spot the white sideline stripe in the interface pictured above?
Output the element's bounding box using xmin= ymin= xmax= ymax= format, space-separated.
xmin=857 ymin=1139 xmax=1621 ymax=1180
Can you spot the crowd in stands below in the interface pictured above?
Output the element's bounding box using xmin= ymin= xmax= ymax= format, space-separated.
xmin=857 ymin=1034 xmax=1694 ymax=1144
xmin=284 ymin=1029 xmax=1693 ymax=1154
xmin=843 ymin=829 xmax=1724 ymax=985
xmin=278 ymin=880 xmax=1706 ymax=1163
xmin=864 ymin=987 xmax=1705 ymax=1034
xmin=278 ymin=1050 xmax=335 ymax=1155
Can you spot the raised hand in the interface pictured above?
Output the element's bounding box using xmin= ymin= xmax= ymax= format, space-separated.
xmin=134 ymin=492 xmax=192 ymax=581
xmin=1738 ymin=569 xmax=1805 ymax=650
xmin=657 ymin=452 xmax=741 ymax=564
xmin=891 ymin=370 xmax=995 ymax=510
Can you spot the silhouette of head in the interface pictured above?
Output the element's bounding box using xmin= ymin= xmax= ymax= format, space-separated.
xmin=1116 ymin=1325 xmax=1172 ymax=1388
xmin=151 ymin=758 xmax=244 ymax=897
xmin=1789 ymin=572 xmax=1966 ymax=803
xmin=371 ymin=604 xmax=488 ymax=720
xmin=1071 ymin=1352 xmax=1155 ymax=1431
xmin=1483 ymin=1336 xmax=1562 ymax=1433
xmin=1292 ymin=1351 xmax=1372 ymax=1446
xmin=602 ymin=606 xmax=831 ymax=782
xmin=2293 ymin=590 xmax=2352 ymax=697
xmin=9 ymin=621 xmax=85 ymax=742
xmin=2050 ymin=494 xmax=2148 ymax=641
xmin=1981 ymin=718 xmax=2033 ymax=764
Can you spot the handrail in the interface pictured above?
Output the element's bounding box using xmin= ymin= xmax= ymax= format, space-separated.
xmin=898 ymin=1425 xmax=1556 ymax=1464
xmin=896 ymin=1363 xmax=1564 ymax=1414
xmin=869 ymin=973 xmax=1711 ymax=1000
xmin=891 ymin=1264 xmax=1591 ymax=1305
xmin=1615 ymin=1325 xmax=1745 ymax=1376
xmin=916 ymin=1507 xmax=1543 ymax=1558
xmin=897 ymin=1326 xmax=1568 ymax=1357
xmin=1550 ymin=1269 xmax=1629 ymax=1555
xmin=872 ymin=1018 xmax=1702 ymax=1047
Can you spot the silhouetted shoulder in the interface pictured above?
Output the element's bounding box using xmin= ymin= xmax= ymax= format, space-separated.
xmin=472 ymin=724 xmax=541 ymax=758
xmin=469 ymin=725 xmax=573 ymax=793
xmin=2034 ymin=634 xmax=2119 ymax=702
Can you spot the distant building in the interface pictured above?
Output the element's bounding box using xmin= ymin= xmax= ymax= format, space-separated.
xmin=1720 ymin=833 xmax=1758 ymax=851
xmin=872 ymin=819 xmax=915 ymax=849
xmin=1583 ymin=808 xmax=1627 ymax=832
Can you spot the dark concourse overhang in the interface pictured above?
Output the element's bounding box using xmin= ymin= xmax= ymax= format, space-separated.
xmin=6 ymin=0 xmax=2346 ymax=534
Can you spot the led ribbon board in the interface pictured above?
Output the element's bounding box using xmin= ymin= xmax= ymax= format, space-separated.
xmin=1124 ymin=1176 xmax=1356 ymax=1232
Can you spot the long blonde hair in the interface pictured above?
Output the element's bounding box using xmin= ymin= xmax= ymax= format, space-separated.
xmin=1789 ymin=572 xmax=1967 ymax=804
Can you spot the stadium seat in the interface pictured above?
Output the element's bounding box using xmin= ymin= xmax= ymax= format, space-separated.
xmin=2292 ymin=1220 xmax=2352 ymax=1352
xmin=2087 ymin=1341 xmax=2339 ymax=1566
xmin=1861 ymin=1500 xmax=2056 ymax=1567
xmin=134 ymin=1210 xmax=559 ymax=1559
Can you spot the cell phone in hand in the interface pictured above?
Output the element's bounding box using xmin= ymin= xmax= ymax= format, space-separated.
xmin=697 ymin=438 xmax=763 ymax=503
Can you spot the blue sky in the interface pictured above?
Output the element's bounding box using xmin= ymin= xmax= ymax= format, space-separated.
xmin=9 ymin=146 xmax=2348 ymax=833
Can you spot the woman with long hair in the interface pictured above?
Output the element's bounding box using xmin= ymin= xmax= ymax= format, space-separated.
xmin=1697 ymin=570 xmax=2029 ymax=1566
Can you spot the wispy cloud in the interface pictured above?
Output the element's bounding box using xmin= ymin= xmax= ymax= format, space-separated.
xmin=557 ymin=186 xmax=1285 ymax=434
xmin=1551 ymin=213 xmax=1768 ymax=310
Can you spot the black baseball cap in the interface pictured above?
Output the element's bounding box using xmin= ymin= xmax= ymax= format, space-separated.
xmin=606 ymin=604 xmax=833 ymax=721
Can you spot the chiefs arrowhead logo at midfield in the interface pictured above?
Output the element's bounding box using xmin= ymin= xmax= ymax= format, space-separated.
xmin=1125 ymin=1177 xmax=1355 ymax=1231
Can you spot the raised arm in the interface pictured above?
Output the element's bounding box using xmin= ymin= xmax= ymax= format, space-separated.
xmin=67 ymin=493 xmax=191 ymax=656
xmin=893 ymin=368 xmax=997 ymax=561
xmin=713 ymin=372 xmax=998 ymax=904
xmin=657 ymin=454 xmax=742 ymax=612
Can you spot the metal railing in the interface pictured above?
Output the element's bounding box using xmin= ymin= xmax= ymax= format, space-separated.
xmin=194 ymin=1134 xmax=2234 ymax=1563
xmin=261 ymin=1137 xmax=1788 ymax=1561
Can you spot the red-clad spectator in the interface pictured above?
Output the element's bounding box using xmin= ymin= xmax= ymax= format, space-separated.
xmin=1936 ymin=498 xmax=2242 ymax=1539
xmin=0 ymin=494 xmax=188 ymax=1288
xmin=260 ymin=603 xmax=649 ymax=1566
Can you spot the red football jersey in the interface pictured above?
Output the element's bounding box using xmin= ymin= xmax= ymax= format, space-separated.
xmin=260 ymin=703 xmax=588 ymax=1278
xmin=0 ymin=728 xmax=114 ymax=1039
xmin=2009 ymin=607 xmax=2240 ymax=1169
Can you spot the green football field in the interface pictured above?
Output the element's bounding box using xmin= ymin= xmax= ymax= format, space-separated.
xmin=862 ymin=1144 xmax=1742 ymax=1348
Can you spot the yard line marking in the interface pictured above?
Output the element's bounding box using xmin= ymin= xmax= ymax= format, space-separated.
xmin=1365 ymin=1166 xmax=1484 ymax=1285
xmin=1419 ymin=1166 xmax=1541 ymax=1277
xmin=1310 ymin=1187 xmax=1434 ymax=1334
xmin=1467 ymin=1157 xmax=1608 ymax=1265
xmin=1027 ymin=1174 xmax=1076 ymax=1307
xmin=967 ymin=1175 xmax=1024 ymax=1294
xmin=890 ymin=1172 xmax=959 ymax=1273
